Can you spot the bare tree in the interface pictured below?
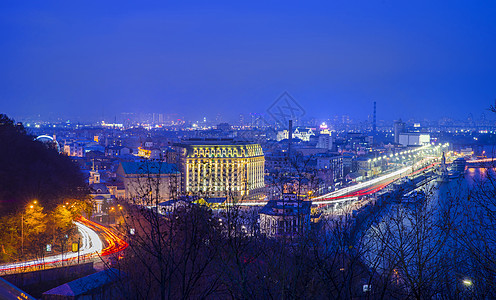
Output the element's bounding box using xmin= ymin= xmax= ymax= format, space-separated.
xmin=111 ymin=160 xmax=222 ymax=299
xmin=363 ymin=183 xmax=462 ymax=299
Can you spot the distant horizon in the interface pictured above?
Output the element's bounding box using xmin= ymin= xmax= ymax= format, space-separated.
xmin=4 ymin=96 xmax=496 ymax=124
xmin=8 ymin=108 xmax=496 ymax=126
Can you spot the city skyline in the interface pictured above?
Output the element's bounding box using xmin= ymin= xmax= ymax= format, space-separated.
xmin=3 ymin=2 xmax=496 ymax=298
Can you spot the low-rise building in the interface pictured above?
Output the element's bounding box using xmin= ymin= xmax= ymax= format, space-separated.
xmin=265 ymin=150 xmax=289 ymax=171
xmin=106 ymin=145 xmax=131 ymax=157
xmin=277 ymin=127 xmax=316 ymax=142
xmin=88 ymin=170 xmax=114 ymax=216
xmin=398 ymin=133 xmax=430 ymax=146
xmin=259 ymin=193 xmax=311 ymax=239
xmin=116 ymin=161 xmax=181 ymax=205
xmin=137 ymin=146 xmax=162 ymax=159
xmin=63 ymin=141 xmax=87 ymax=157
xmin=356 ymin=157 xmax=370 ymax=178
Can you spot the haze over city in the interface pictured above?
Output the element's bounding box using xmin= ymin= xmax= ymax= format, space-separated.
xmin=2 ymin=1 xmax=496 ymax=122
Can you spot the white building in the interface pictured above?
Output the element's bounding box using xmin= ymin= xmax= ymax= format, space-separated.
xmin=63 ymin=142 xmax=86 ymax=157
xmin=277 ymin=128 xmax=315 ymax=142
xmin=398 ymin=133 xmax=430 ymax=146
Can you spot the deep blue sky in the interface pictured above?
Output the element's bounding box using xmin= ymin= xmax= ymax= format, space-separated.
xmin=1 ymin=1 xmax=496 ymax=122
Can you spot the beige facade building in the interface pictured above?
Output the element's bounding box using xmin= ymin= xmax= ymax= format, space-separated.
xmin=174 ymin=139 xmax=265 ymax=200
xmin=116 ymin=161 xmax=181 ymax=205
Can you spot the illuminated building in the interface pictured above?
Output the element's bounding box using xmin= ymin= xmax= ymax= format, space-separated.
xmin=174 ymin=139 xmax=265 ymax=200
xmin=398 ymin=133 xmax=430 ymax=146
xmin=63 ymin=142 xmax=86 ymax=157
xmin=89 ymin=169 xmax=109 ymax=215
xmin=137 ymin=147 xmax=162 ymax=159
xmin=137 ymin=137 xmax=162 ymax=159
xmin=277 ymin=127 xmax=315 ymax=142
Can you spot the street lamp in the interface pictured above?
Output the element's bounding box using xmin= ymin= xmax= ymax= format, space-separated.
xmin=462 ymin=278 xmax=473 ymax=287
xmin=21 ymin=200 xmax=37 ymax=260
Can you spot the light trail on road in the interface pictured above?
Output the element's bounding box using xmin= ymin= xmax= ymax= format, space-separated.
xmin=313 ymin=165 xmax=413 ymax=201
xmin=79 ymin=217 xmax=128 ymax=257
xmin=0 ymin=217 xmax=127 ymax=273
xmin=467 ymin=158 xmax=496 ymax=163
xmin=313 ymin=161 xmax=439 ymax=207
xmin=235 ymin=159 xmax=440 ymax=207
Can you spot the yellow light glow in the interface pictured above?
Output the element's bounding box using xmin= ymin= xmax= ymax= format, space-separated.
xmin=462 ymin=278 xmax=473 ymax=286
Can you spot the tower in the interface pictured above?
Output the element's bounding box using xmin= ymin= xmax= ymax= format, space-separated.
xmin=373 ymin=101 xmax=377 ymax=133
xmin=89 ymin=160 xmax=100 ymax=184
xmin=393 ymin=119 xmax=406 ymax=144
xmin=288 ymin=119 xmax=293 ymax=158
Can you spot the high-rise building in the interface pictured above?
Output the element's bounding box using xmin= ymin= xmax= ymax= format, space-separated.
xmin=316 ymin=134 xmax=334 ymax=151
xmin=373 ymin=101 xmax=377 ymax=133
xmin=174 ymin=138 xmax=265 ymax=200
xmin=393 ymin=119 xmax=406 ymax=144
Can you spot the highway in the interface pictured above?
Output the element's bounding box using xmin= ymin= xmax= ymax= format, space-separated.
xmin=0 ymin=217 xmax=127 ymax=273
xmin=313 ymin=158 xmax=439 ymax=204
xmin=236 ymin=157 xmax=440 ymax=207
xmin=313 ymin=165 xmax=413 ymax=202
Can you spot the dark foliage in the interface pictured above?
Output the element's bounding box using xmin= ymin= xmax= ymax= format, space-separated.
xmin=0 ymin=114 xmax=87 ymax=214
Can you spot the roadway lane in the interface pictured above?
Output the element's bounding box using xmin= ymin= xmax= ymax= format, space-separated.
xmin=313 ymin=165 xmax=413 ymax=203
xmin=313 ymin=159 xmax=439 ymax=204
xmin=0 ymin=217 xmax=127 ymax=273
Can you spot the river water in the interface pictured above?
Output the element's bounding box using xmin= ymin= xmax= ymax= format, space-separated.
xmin=362 ymin=166 xmax=496 ymax=297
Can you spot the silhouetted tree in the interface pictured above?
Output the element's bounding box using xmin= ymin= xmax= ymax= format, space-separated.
xmin=0 ymin=114 xmax=87 ymax=214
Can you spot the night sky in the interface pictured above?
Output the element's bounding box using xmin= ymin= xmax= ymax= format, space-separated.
xmin=1 ymin=1 xmax=496 ymax=122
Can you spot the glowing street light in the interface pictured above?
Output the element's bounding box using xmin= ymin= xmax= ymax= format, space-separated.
xmin=21 ymin=200 xmax=38 ymax=259
xmin=462 ymin=278 xmax=473 ymax=287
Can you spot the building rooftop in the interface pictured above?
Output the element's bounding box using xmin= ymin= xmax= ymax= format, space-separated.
xmin=260 ymin=194 xmax=312 ymax=216
xmin=43 ymin=268 xmax=122 ymax=297
xmin=120 ymin=161 xmax=180 ymax=175
xmin=0 ymin=277 xmax=35 ymax=300
xmin=175 ymin=138 xmax=262 ymax=146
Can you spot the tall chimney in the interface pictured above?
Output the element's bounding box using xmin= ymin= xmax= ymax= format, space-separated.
xmin=373 ymin=101 xmax=377 ymax=133
xmin=288 ymin=119 xmax=293 ymax=157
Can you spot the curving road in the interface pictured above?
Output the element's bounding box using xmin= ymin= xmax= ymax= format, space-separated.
xmin=0 ymin=217 xmax=127 ymax=273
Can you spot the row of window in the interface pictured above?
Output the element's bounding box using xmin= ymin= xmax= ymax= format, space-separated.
xmin=192 ymin=147 xmax=245 ymax=157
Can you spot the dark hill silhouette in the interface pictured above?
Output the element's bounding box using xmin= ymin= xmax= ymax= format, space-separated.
xmin=0 ymin=114 xmax=87 ymax=214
